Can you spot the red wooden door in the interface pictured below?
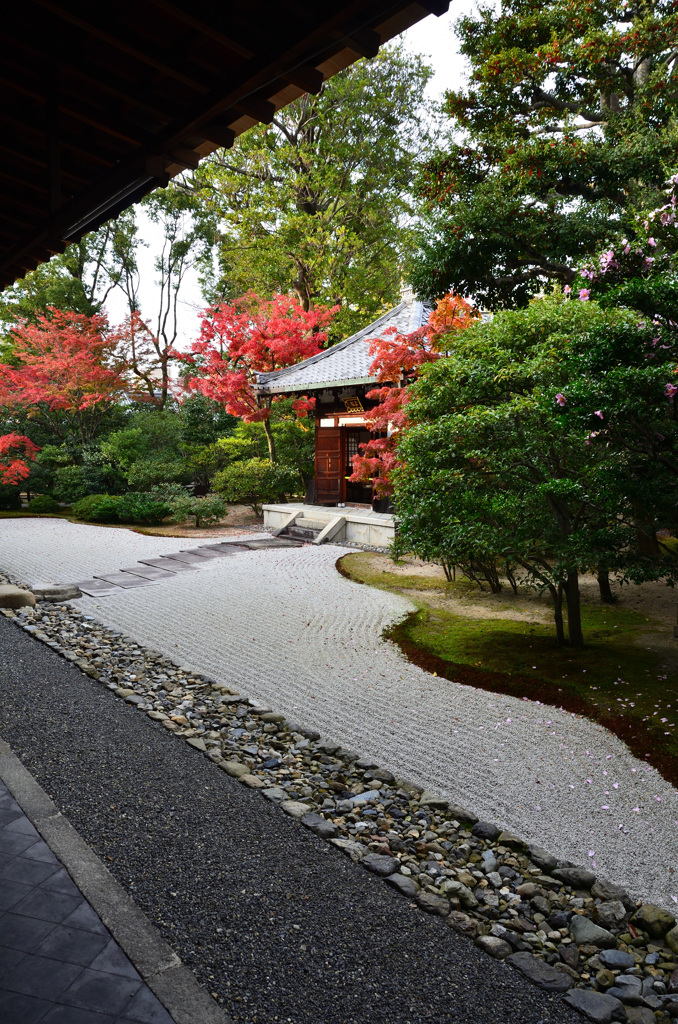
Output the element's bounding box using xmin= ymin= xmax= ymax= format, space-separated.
xmin=315 ymin=427 xmax=342 ymax=503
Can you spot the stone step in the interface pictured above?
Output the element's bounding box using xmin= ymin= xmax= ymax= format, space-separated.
xmin=284 ymin=525 xmax=321 ymax=540
xmin=294 ymin=518 xmax=326 ymax=530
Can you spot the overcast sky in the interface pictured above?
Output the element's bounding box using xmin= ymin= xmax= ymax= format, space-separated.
xmin=104 ymin=7 xmax=476 ymax=345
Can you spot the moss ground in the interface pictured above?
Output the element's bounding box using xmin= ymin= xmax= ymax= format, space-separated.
xmin=339 ymin=551 xmax=678 ymax=788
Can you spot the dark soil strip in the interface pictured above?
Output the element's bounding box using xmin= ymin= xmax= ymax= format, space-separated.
xmin=0 ymin=618 xmax=578 ymax=1024
xmin=385 ymin=610 xmax=678 ymax=791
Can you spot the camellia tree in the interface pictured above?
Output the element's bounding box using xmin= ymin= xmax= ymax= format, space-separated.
xmin=349 ymin=293 xmax=479 ymax=495
xmin=0 ymin=433 xmax=39 ymax=486
xmin=410 ymin=0 xmax=678 ymax=309
xmin=183 ymin=293 xmax=338 ymax=463
xmin=395 ymin=297 xmax=678 ymax=646
xmin=0 ymin=309 xmax=128 ymax=444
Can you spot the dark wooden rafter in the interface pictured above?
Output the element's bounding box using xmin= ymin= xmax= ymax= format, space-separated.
xmin=0 ymin=0 xmax=450 ymax=288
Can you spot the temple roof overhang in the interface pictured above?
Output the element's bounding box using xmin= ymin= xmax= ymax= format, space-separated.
xmin=0 ymin=1 xmax=448 ymax=290
xmin=255 ymin=295 xmax=431 ymax=397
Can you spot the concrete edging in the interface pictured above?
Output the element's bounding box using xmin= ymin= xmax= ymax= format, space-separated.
xmin=0 ymin=735 xmax=230 ymax=1024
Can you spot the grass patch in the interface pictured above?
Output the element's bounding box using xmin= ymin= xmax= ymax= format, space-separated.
xmin=339 ymin=552 xmax=678 ymax=788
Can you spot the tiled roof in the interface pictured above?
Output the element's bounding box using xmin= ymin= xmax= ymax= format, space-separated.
xmin=255 ymin=299 xmax=431 ymax=394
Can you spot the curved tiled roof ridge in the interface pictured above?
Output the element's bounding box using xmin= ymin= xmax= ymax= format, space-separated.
xmin=255 ymin=299 xmax=431 ymax=394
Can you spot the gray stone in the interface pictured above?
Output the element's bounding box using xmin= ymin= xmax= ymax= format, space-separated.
xmin=222 ymin=761 xmax=251 ymax=779
xmin=385 ymin=873 xmax=420 ymax=898
xmin=0 ymin=585 xmax=35 ymax=609
xmin=632 ymin=903 xmax=676 ymax=938
xmin=606 ymin=975 xmax=642 ymax=1005
xmin=506 ymin=951 xmax=573 ymax=992
xmin=300 ymin=812 xmax=338 ymax=839
xmin=280 ymin=800 xmax=312 ymax=819
xmin=497 ymin=831 xmax=527 ymax=851
xmin=31 ymin=583 xmax=81 ymax=601
xmin=471 ymin=821 xmax=501 ymax=842
xmin=240 ymin=774 xmax=267 ymax=788
xmin=476 ymin=935 xmax=512 ymax=960
xmin=563 ymin=988 xmax=625 ymax=1023
xmin=599 ymin=949 xmax=635 ymax=970
xmin=259 ymin=712 xmax=285 ymax=724
xmin=416 ymin=892 xmax=450 ymax=916
xmin=440 ymin=879 xmax=478 ymax=909
xmin=262 ymin=787 xmax=287 ymax=802
xmin=447 ymin=803 xmax=478 ymax=825
xmin=528 ymin=845 xmax=558 ymax=873
xmin=624 ymin=1009 xmax=657 ymax=1024
xmin=570 ymin=915 xmax=616 ymax=948
xmin=419 ymin=790 xmax=448 ymax=810
xmin=447 ymin=911 xmax=479 ymax=939
xmin=592 ymin=878 xmax=635 ymax=909
xmin=594 ymin=901 xmax=628 ymax=929
xmin=349 ymin=789 xmax=382 ymax=806
xmin=361 ymin=853 xmax=400 ymax=877
xmin=554 ymin=867 xmax=596 ymax=889
xmin=364 ymin=768 xmax=395 ymax=785
xmin=667 ymin=925 xmax=678 ymax=955
xmin=186 ymin=737 xmax=207 ymax=751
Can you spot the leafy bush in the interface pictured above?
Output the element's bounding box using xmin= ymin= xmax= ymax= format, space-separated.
xmin=169 ymin=493 xmax=227 ymax=528
xmin=115 ymin=493 xmax=172 ymax=525
xmin=0 ymin=484 xmax=21 ymax=510
xmin=26 ymin=494 xmax=61 ymax=514
xmin=70 ymin=494 xmax=121 ymax=523
xmin=213 ymin=458 xmax=298 ymax=515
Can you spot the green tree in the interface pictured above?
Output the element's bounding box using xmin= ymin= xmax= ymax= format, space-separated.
xmin=410 ymin=0 xmax=678 ymax=309
xmin=183 ymin=43 xmax=432 ymax=337
xmin=396 ymin=298 xmax=678 ymax=646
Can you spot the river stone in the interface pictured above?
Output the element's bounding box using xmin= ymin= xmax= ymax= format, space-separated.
xmin=599 ymin=948 xmax=635 ymax=970
xmin=301 ymin=812 xmax=338 ymax=839
xmin=447 ymin=911 xmax=479 ymax=939
xmin=361 ymin=853 xmax=400 ymax=877
xmin=605 ymin=976 xmax=642 ymax=1005
xmin=222 ymin=761 xmax=251 ymax=779
xmin=416 ymin=892 xmax=450 ymax=917
xmin=528 ymin=845 xmax=558 ymax=873
xmin=447 ymin=803 xmax=479 ymax=825
xmin=385 ymin=873 xmax=420 ymax=898
xmin=594 ymin=900 xmax=627 ymax=929
xmin=670 ymin=966 xmax=678 ymax=994
xmin=419 ymin=790 xmax=448 ymax=810
xmin=240 ymin=774 xmax=267 ymax=788
xmin=592 ymin=878 xmax=635 ymax=909
xmin=31 ymin=583 xmax=81 ymax=601
xmin=624 ymin=1008 xmax=656 ymax=1024
xmin=0 ymin=585 xmax=35 ymax=609
xmin=476 ymin=935 xmax=512 ymax=960
xmin=666 ymin=924 xmax=678 ymax=955
xmin=280 ymin=800 xmax=312 ymax=819
xmin=563 ymin=988 xmax=625 ymax=1023
xmin=554 ymin=867 xmax=596 ymax=889
xmin=506 ymin=951 xmax=573 ymax=992
xmin=262 ymin=787 xmax=287 ymax=803
xmin=440 ymin=879 xmax=478 ymax=909
xmin=570 ymin=915 xmax=616 ymax=948
xmin=497 ymin=831 xmax=527 ymax=851
xmin=472 ymin=821 xmax=501 ymax=842
xmin=632 ymin=903 xmax=676 ymax=938
xmin=185 ymin=737 xmax=206 ymax=751
xmin=364 ymin=768 xmax=395 ymax=785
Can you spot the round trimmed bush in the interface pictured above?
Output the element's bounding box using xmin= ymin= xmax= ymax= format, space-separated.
xmin=26 ymin=495 xmax=61 ymax=514
xmin=70 ymin=494 xmax=122 ymax=523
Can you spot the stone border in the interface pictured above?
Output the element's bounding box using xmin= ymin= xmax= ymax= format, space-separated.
xmin=0 ymin=734 xmax=230 ymax=1024
xmin=1 ymin=581 xmax=678 ymax=1024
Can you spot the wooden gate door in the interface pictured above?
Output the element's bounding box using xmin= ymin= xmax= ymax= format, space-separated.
xmin=315 ymin=426 xmax=342 ymax=504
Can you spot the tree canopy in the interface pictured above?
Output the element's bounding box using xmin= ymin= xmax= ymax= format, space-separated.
xmin=183 ymin=43 xmax=433 ymax=337
xmin=410 ymin=0 xmax=678 ymax=309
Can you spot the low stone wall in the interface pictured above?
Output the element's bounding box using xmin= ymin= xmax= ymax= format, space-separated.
xmin=263 ymin=504 xmax=396 ymax=548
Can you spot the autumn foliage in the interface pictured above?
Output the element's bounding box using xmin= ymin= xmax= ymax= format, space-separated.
xmin=349 ymin=293 xmax=478 ymax=495
xmin=0 ymin=309 xmax=127 ymax=442
xmin=0 ymin=433 xmax=40 ymax=485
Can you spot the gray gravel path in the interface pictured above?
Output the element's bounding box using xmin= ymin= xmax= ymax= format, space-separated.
xmin=0 ymin=617 xmax=580 ymax=1024
xmin=1 ymin=518 xmax=677 ymax=912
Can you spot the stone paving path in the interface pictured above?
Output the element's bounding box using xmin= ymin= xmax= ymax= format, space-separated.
xmin=0 ymin=780 xmax=174 ymax=1024
xmin=1 ymin=518 xmax=677 ymax=912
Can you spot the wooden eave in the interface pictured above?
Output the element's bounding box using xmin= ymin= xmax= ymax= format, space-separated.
xmin=0 ymin=0 xmax=448 ymax=289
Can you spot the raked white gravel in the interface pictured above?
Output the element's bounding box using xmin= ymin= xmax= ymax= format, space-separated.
xmin=1 ymin=517 xmax=677 ymax=910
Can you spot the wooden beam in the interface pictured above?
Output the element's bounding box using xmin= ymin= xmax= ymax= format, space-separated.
xmin=198 ymin=124 xmax=235 ymax=149
xmin=32 ymin=0 xmax=211 ymax=94
xmin=283 ymin=65 xmax=325 ymax=95
xmin=232 ymin=97 xmax=276 ymax=124
xmin=343 ymin=29 xmax=381 ymax=57
xmin=416 ymin=1 xmax=450 ymax=14
xmin=144 ymin=0 xmax=255 ymax=60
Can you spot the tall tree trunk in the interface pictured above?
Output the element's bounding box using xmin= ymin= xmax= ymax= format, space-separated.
xmin=597 ymin=566 xmax=616 ymax=604
xmin=549 ymin=583 xmax=566 ymax=646
xmin=263 ymin=416 xmax=277 ymax=464
xmin=564 ymin=569 xmax=584 ymax=647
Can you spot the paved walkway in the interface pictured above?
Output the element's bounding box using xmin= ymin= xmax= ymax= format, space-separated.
xmin=1 ymin=518 xmax=677 ymax=912
xmin=0 ymin=780 xmax=174 ymax=1024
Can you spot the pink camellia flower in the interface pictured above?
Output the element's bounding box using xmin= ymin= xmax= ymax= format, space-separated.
xmin=594 ymin=410 xmax=603 ymax=418
xmin=624 ymin=244 xmax=631 ymax=254
xmin=648 ymin=237 xmax=657 ymax=247
xmin=579 ymin=288 xmax=590 ymax=301
xmin=556 ymin=393 xmax=567 ymax=407
xmin=563 ymin=284 xmax=571 ymax=294
xmin=665 ymin=383 xmax=678 ymax=400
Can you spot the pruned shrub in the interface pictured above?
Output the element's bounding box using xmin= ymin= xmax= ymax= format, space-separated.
xmin=26 ymin=494 xmax=61 ymax=514
xmin=213 ymin=458 xmax=298 ymax=515
xmin=115 ymin=493 xmax=172 ymax=525
xmin=70 ymin=494 xmax=121 ymax=523
xmin=169 ymin=493 xmax=227 ymax=528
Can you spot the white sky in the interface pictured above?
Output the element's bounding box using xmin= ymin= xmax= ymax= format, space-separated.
xmin=104 ymin=8 xmax=475 ymax=346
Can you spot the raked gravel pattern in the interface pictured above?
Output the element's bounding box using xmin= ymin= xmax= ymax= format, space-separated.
xmin=1 ymin=518 xmax=677 ymax=912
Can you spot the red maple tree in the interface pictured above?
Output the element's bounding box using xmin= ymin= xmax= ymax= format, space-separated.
xmin=184 ymin=292 xmax=338 ymax=461
xmin=0 ymin=309 xmax=128 ymax=443
xmin=0 ymin=433 xmax=40 ymax=486
xmin=349 ymin=293 xmax=479 ymax=496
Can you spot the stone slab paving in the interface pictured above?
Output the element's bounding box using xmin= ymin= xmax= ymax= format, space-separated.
xmin=1 ymin=518 xmax=677 ymax=912
xmin=0 ymin=780 xmax=175 ymax=1024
